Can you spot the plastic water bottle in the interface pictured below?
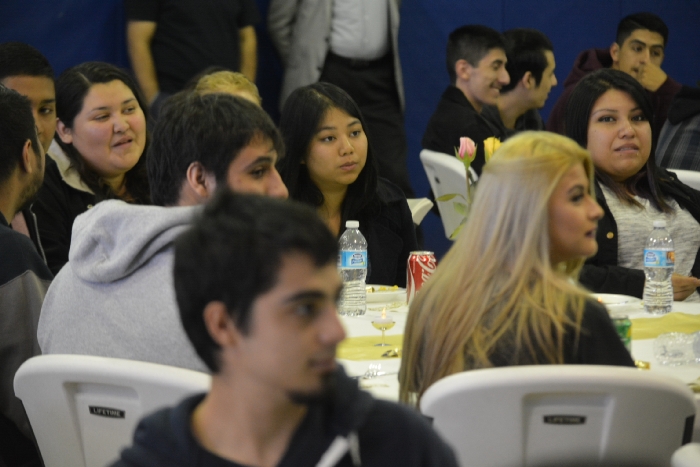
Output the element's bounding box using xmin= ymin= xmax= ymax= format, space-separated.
xmin=643 ymin=220 xmax=674 ymax=315
xmin=338 ymin=220 xmax=368 ymax=316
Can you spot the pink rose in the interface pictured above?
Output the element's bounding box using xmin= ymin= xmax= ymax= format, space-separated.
xmin=457 ymin=137 xmax=476 ymax=163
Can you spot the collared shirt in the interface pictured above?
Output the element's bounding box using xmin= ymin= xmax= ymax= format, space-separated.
xmin=330 ymin=0 xmax=390 ymax=60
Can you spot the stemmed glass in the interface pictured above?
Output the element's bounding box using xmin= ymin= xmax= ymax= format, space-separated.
xmin=371 ymin=307 xmax=395 ymax=347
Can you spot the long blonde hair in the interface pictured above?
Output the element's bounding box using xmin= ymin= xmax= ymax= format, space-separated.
xmin=399 ymin=132 xmax=596 ymax=406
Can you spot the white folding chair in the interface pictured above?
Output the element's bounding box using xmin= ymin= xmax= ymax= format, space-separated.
xmin=419 ymin=149 xmax=475 ymax=239
xmin=670 ymin=169 xmax=700 ymax=191
xmin=406 ymin=197 xmax=434 ymax=225
xmin=672 ymin=443 xmax=700 ymax=467
xmin=420 ymin=365 xmax=696 ymax=467
xmin=14 ymin=354 xmax=211 ymax=467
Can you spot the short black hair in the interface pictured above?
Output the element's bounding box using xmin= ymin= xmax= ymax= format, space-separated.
xmin=565 ymin=68 xmax=669 ymax=213
xmin=55 ymin=62 xmax=150 ymax=203
xmin=616 ymin=12 xmax=669 ymax=47
xmin=173 ymin=192 xmax=338 ymax=372
xmin=500 ymin=28 xmax=554 ymax=94
xmin=277 ymin=82 xmax=380 ymax=224
xmin=446 ymin=25 xmax=506 ymax=83
xmin=0 ymin=86 xmax=40 ymax=184
xmin=0 ymin=42 xmax=53 ymax=81
xmin=148 ymin=91 xmax=283 ymax=206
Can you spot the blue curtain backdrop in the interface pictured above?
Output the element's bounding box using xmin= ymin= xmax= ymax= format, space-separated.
xmin=2 ymin=0 xmax=699 ymax=257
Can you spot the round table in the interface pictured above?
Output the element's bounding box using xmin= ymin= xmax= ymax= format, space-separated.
xmin=337 ymin=294 xmax=700 ymax=440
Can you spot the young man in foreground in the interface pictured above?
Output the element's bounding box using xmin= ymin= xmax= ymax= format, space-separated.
xmin=113 ymin=192 xmax=458 ymax=467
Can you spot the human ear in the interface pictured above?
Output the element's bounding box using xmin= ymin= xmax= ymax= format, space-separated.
xmin=202 ymin=301 xmax=240 ymax=349
xmin=56 ymin=119 xmax=73 ymax=144
xmin=185 ymin=161 xmax=215 ymax=199
xmin=522 ymin=71 xmax=534 ymax=89
xmin=20 ymin=140 xmax=34 ymax=174
xmin=609 ymin=42 xmax=620 ymax=64
xmin=455 ymin=59 xmax=471 ymax=81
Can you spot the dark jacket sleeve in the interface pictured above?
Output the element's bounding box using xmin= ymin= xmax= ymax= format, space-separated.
xmin=363 ymin=179 xmax=418 ymax=287
xmin=565 ymin=300 xmax=635 ymax=367
xmin=421 ymin=86 xmax=504 ymax=175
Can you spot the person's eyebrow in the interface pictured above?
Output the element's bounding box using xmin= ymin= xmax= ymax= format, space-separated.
xmin=88 ymin=98 xmax=136 ymax=112
xmin=591 ymin=107 xmax=620 ymax=116
xmin=284 ymin=290 xmax=328 ymax=304
xmin=39 ymin=98 xmax=55 ymax=104
xmin=567 ymin=184 xmax=585 ymax=195
xmin=243 ymin=154 xmax=275 ymax=170
xmin=317 ymin=119 xmax=361 ymax=133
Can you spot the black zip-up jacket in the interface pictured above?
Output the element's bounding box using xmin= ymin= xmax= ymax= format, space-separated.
xmin=112 ymin=367 xmax=458 ymax=467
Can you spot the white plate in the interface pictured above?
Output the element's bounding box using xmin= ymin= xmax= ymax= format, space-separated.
xmin=366 ymin=284 xmax=406 ymax=303
xmin=592 ymin=293 xmax=642 ymax=314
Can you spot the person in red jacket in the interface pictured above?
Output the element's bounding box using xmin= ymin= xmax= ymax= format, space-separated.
xmin=547 ymin=12 xmax=681 ymax=138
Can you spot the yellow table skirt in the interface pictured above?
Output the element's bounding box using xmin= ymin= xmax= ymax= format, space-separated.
xmin=631 ymin=312 xmax=700 ymax=340
xmin=337 ymin=335 xmax=403 ymax=360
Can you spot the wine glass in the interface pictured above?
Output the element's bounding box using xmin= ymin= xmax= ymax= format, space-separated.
xmin=371 ymin=320 xmax=396 ymax=347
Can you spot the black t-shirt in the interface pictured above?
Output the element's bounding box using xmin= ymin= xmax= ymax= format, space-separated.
xmin=125 ymin=0 xmax=260 ymax=93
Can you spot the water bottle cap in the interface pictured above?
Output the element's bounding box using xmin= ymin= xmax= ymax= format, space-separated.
xmin=346 ymin=220 xmax=359 ymax=228
xmin=653 ymin=220 xmax=667 ymax=228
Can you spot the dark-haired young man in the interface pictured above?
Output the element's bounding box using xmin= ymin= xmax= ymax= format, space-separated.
xmin=112 ymin=192 xmax=458 ymax=467
xmin=422 ymin=25 xmax=509 ymax=175
xmin=38 ymin=93 xmax=287 ymax=372
xmin=0 ymin=87 xmax=52 ymax=467
xmin=482 ymin=28 xmax=557 ymax=136
xmin=547 ymin=12 xmax=681 ymax=136
xmin=0 ymin=41 xmax=55 ymax=259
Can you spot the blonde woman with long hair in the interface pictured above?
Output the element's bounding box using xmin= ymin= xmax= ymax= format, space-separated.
xmin=399 ymin=131 xmax=634 ymax=406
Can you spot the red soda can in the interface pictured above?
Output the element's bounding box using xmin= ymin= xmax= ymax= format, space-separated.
xmin=406 ymin=251 xmax=437 ymax=304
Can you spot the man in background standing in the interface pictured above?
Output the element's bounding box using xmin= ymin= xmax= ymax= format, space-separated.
xmin=125 ymin=0 xmax=259 ymax=117
xmin=268 ymin=0 xmax=414 ymax=197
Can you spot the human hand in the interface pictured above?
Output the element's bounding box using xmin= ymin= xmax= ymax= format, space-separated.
xmin=671 ymin=273 xmax=700 ymax=301
xmin=636 ymin=62 xmax=667 ymax=92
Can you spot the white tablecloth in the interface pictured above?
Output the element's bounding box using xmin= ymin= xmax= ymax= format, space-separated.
xmin=338 ymin=296 xmax=700 ymax=440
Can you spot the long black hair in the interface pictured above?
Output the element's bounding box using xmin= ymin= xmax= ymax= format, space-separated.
xmin=277 ymin=82 xmax=381 ymax=228
xmin=565 ymin=68 xmax=670 ymax=213
xmin=54 ymin=61 xmax=150 ymax=203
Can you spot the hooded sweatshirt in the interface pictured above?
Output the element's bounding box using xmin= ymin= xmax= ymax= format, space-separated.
xmin=37 ymin=200 xmax=209 ymax=373
xmin=546 ymin=48 xmax=682 ymax=137
xmin=111 ymin=367 xmax=459 ymax=467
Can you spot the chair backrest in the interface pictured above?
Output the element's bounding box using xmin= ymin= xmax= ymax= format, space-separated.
xmin=671 ymin=169 xmax=700 ymax=191
xmin=14 ymin=354 xmax=211 ymax=467
xmin=419 ymin=149 xmax=474 ymax=239
xmin=672 ymin=443 xmax=700 ymax=467
xmin=406 ymin=197 xmax=434 ymax=225
xmin=420 ymin=365 xmax=696 ymax=467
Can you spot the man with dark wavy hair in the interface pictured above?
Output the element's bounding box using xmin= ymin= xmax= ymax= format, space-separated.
xmin=38 ymin=93 xmax=287 ymax=374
